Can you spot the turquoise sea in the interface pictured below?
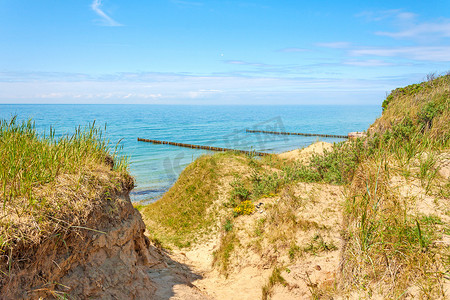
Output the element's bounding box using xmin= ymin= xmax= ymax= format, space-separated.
xmin=0 ymin=105 xmax=381 ymax=203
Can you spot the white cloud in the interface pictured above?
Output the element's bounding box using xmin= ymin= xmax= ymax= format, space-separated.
xmin=358 ymin=9 xmax=450 ymax=41
xmin=225 ymin=60 xmax=267 ymax=67
xmin=316 ymin=42 xmax=351 ymax=49
xmin=351 ymin=46 xmax=450 ymax=62
xmin=343 ymin=59 xmax=394 ymax=67
xmin=278 ymin=48 xmax=309 ymax=53
xmin=0 ymin=71 xmax=396 ymax=104
xmin=376 ymin=20 xmax=450 ymax=39
xmin=36 ymin=92 xmax=65 ymax=99
xmin=91 ymin=0 xmax=122 ymax=26
xmin=396 ymin=12 xmax=417 ymax=22
xmin=356 ymin=9 xmax=417 ymax=22
xmin=122 ymin=93 xmax=162 ymax=99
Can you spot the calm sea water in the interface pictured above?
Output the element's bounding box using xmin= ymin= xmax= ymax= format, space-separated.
xmin=0 ymin=105 xmax=381 ymax=203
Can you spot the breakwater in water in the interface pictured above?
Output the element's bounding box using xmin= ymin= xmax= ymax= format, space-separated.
xmin=245 ymin=129 xmax=349 ymax=139
xmin=137 ymin=138 xmax=270 ymax=156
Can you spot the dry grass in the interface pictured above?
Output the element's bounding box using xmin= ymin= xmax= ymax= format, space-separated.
xmin=341 ymin=157 xmax=448 ymax=298
xmin=340 ymin=74 xmax=450 ymax=298
xmin=374 ymin=74 xmax=450 ymax=146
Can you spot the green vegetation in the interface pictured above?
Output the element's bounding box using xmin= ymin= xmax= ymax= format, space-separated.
xmin=229 ymin=177 xmax=251 ymax=202
xmin=212 ymin=231 xmax=237 ymax=277
xmin=141 ymin=74 xmax=449 ymax=298
xmin=339 ymin=74 xmax=450 ymax=298
xmin=289 ymin=140 xmax=365 ymax=184
xmin=303 ymin=233 xmax=337 ymax=254
xmin=141 ymin=152 xmax=250 ymax=248
xmin=0 ymin=117 xmax=130 ymax=275
xmin=224 ymin=218 xmax=233 ymax=232
xmin=259 ymin=74 xmax=449 ymax=297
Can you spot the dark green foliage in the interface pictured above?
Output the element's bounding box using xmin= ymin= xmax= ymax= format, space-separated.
xmin=230 ymin=178 xmax=251 ymax=201
xmin=251 ymin=170 xmax=282 ymax=198
xmin=382 ymin=94 xmax=394 ymax=111
xmin=383 ymin=117 xmax=417 ymax=142
xmin=284 ymin=139 xmax=366 ymax=185
xmin=382 ymin=80 xmax=436 ymax=111
xmin=226 ymin=177 xmax=251 ymax=208
xmin=418 ymin=93 xmax=448 ymax=129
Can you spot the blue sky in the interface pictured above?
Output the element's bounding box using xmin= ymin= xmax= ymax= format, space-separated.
xmin=0 ymin=0 xmax=449 ymax=104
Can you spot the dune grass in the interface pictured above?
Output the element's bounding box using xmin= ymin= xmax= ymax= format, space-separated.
xmin=0 ymin=116 xmax=129 ymax=273
xmin=243 ymin=74 xmax=449 ymax=297
xmin=338 ymin=74 xmax=450 ymax=298
xmin=1 ymin=117 xmax=127 ymax=203
xmin=226 ymin=74 xmax=449 ymax=297
xmin=142 ymin=153 xmax=234 ymax=248
xmin=261 ymin=267 xmax=287 ymax=300
xmin=138 ymin=74 xmax=449 ymax=298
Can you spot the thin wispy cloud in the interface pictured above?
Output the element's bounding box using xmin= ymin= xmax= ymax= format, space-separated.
xmin=352 ymin=9 xmax=450 ymax=63
xmin=356 ymin=9 xmax=417 ymax=22
xmin=224 ymin=60 xmax=268 ymax=67
xmin=0 ymin=70 xmax=393 ymax=104
xmin=358 ymin=9 xmax=450 ymax=41
xmin=278 ymin=48 xmax=309 ymax=53
xmin=343 ymin=59 xmax=394 ymax=67
xmin=91 ymin=0 xmax=122 ymax=26
xmin=376 ymin=20 xmax=450 ymax=39
xmin=351 ymin=46 xmax=450 ymax=62
xmin=316 ymin=42 xmax=351 ymax=49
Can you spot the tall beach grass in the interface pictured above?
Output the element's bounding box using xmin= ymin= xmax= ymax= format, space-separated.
xmin=0 ymin=116 xmax=129 ymax=274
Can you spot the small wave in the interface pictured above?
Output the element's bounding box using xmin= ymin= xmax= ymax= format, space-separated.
xmin=130 ymin=188 xmax=168 ymax=196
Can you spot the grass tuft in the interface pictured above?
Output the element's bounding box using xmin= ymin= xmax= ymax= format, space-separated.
xmin=141 ymin=152 xmax=249 ymax=248
xmin=213 ymin=231 xmax=237 ymax=277
xmin=262 ymin=267 xmax=287 ymax=300
xmin=0 ymin=116 xmax=130 ymax=276
xmin=339 ymin=74 xmax=450 ymax=298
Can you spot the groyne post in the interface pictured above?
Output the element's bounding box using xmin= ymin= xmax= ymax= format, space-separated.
xmin=137 ymin=138 xmax=270 ymax=156
xmin=245 ymin=129 xmax=348 ymax=139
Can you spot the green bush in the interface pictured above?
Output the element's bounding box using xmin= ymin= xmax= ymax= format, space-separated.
xmin=418 ymin=97 xmax=447 ymax=129
xmin=230 ymin=178 xmax=251 ymax=201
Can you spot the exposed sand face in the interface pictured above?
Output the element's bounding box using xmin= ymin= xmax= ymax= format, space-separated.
xmin=278 ymin=141 xmax=333 ymax=163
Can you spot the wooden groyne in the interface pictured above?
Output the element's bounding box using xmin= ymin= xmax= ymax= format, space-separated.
xmin=137 ymin=138 xmax=270 ymax=156
xmin=245 ymin=129 xmax=348 ymax=139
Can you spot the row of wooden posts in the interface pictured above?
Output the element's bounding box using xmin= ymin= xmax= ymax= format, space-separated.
xmin=137 ymin=138 xmax=270 ymax=156
xmin=138 ymin=129 xmax=348 ymax=154
xmin=245 ymin=129 xmax=349 ymax=139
